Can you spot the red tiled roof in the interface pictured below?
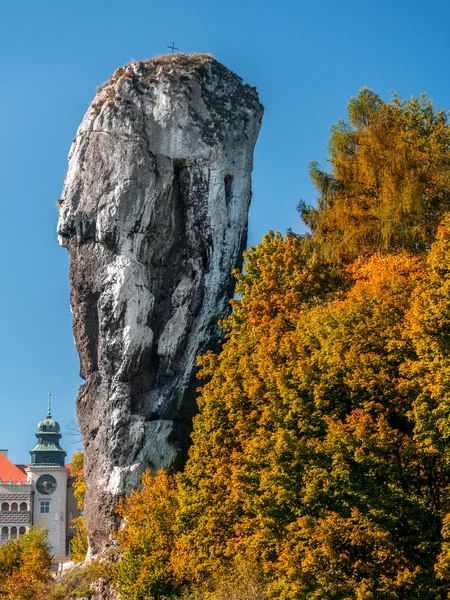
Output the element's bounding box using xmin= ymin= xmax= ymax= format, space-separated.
xmin=0 ymin=454 xmax=28 ymax=484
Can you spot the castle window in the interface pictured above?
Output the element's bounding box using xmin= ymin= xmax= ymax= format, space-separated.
xmin=40 ymin=501 xmax=50 ymax=514
xmin=10 ymin=502 xmax=18 ymax=512
xmin=10 ymin=527 xmax=17 ymax=539
xmin=1 ymin=502 xmax=9 ymax=512
xmin=1 ymin=526 xmax=8 ymax=540
xmin=18 ymin=527 xmax=26 ymax=536
xmin=19 ymin=502 xmax=27 ymax=512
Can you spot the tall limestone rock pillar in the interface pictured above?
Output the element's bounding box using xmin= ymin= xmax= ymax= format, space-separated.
xmin=57 ymin=54 xmax=263 ymax=552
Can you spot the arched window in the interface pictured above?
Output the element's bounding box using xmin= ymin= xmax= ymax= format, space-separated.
xmin=10 ymin=502 xmax=18 ymax=512
xmin=1 ymin=526 xmax=8 ymax=539
xmin=19 ymin=502 xmax=27 ymax=512
xmin=1 ymin=502 xmax=9 ymax=512
xmin=10 ymin=526 xmax=17 ymax=539
xmin=18 ymin=526 xmax=26 ymax=536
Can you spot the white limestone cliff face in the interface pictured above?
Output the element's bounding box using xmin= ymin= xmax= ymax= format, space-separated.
xmin=57 ymin=54 xmax=263 ymax=552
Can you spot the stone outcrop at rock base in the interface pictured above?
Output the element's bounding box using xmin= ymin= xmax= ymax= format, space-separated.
xmin=57 ymin=54 xmax=263 ymax=553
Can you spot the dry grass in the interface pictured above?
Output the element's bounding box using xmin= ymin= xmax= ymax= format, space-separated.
xmin=95 ymin=53 xmax=215 ymax=97
xmin=91 ymin=53 xmax=216 ymax=117
xmin=146 ymin=52 xmax=214 ymax=66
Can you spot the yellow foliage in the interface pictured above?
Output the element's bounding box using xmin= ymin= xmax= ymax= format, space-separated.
xmin=71 ymin=450 xmax=86 ymax=510
xmin=0 ymin=527 xmax=52 ymax=600
xmin=114 ymin=470 xmax=181 ymax=600
xmin=69 ymin=451 xmax=88 ymax=562
xmin=302 ymin=89 xmax=450 ymax=262
xmin=170 ymin=236 xmax=450 ymax=597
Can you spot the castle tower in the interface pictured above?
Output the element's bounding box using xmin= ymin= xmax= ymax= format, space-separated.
xmin=27 ymin=395 xmax=69 ymax=556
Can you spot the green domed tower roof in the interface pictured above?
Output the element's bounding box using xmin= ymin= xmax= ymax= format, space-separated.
xmin=29 ymin=394 xmax=66 ymax=467
xmin=36 ymin=416 xmax=61 ymax=434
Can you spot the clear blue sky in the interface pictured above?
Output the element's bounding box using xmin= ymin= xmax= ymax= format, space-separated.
xmin=0 ymin=0 xmax=449 ymax=463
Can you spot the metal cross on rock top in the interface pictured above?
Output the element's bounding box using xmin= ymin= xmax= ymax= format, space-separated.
xmin=167 ymin=42 xmax=179 ymax=53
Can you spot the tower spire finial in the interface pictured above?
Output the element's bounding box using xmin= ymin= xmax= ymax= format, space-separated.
xmin=47 ymin=391 xmax=52 ymax=418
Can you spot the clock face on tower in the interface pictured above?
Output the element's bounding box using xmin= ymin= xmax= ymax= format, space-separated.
xmin=36 ymin=474 xmax=57 ymax=495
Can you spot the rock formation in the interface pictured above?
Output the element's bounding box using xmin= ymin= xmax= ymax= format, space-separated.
xmin=57 ymin=54 xmax=263 ymax=552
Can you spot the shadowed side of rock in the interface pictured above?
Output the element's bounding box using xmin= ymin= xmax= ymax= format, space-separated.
xmin=57 ymin=54 xmax=263 ymax=553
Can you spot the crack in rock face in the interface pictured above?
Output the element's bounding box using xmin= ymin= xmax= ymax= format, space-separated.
xmin=57 ymin=54 xmax=263 ymax=553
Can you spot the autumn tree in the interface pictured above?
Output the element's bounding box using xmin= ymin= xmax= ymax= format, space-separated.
xmin=403 ymin=215 xmax=450 ymax=585
xmin=172 ymin=234 xmax=450 ymax=598
xmin=174 ymin=233 xmax=341 ymax=584
xmin=114 ymin=471 xmax=180 ymax=600
xmin=300 ymin=89 xmax=450 ymax=262
xmin=0 ymin=527 xmax=52 ymax=600
xmin=69 ymin=450 xmax=88 ymax=562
